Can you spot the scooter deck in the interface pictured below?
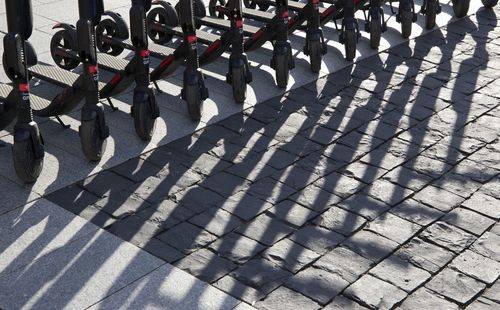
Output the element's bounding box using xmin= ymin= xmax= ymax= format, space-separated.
xmin=241 ymin=8 xmax=276 ymax=22
xmin=0 ymin=83 xmax=53 ymax=111
xmin=98 ymin=52 xmax=130 ymax=72
xmin=198 ymin=16 xmax=260 ymax=36
xmin=170 ymin=26 xmax=221 ymax=45
xmin=29 ymin=63 xmax=106 ymax=90
xmin=111 ymin=38 xmax=175 ymax=58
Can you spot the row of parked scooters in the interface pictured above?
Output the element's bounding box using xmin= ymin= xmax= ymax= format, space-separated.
xmin=0 ymin=0 xmax=497 ymax=183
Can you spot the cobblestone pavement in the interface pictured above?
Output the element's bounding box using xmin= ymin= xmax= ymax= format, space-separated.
xmin=37 ymin=6 xmax=500 ymax=310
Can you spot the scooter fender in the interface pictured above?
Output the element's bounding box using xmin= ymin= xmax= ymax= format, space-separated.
xmin=52 ymin=23 xmax=77 ymax=39
xmin=101 ymin=11 xmax=130 ymax=40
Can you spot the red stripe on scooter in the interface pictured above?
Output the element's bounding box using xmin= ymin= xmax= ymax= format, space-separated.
xmin=206 ymin=40 xmax=221 ymax=53
xmin=140 ymin=50 xmax=150 ymax=57
xmin=322 ymin=6 xmax=334 ymax=18
xmin=282 ymin=11 xmax=289 ymax=18
xmin=89 ymin=65 xmax=98 ymax=74
xmin=110 ymin=74 xmax=122 ymax=85
xmin=187 ymin=35 xmax=197 ymax=44
xmin=312 ymin=0 xmax=319 ymax=4
xmin=159 ymin=54 xmax=174 ymax=68
xmin=251 ymin=29 xmax=265 ymax=40
xmin=236 ymin=19 xmax=243 ymax=28
xmin=19 ymin=84 xmax=30 ymax=92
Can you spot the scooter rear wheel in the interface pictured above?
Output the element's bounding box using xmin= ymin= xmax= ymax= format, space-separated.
xmin=452 ymin=0 xmax=470 ymax=18
xmin=132 ymin=92 xmax=158 ymax=141
xmin=308 ymin=39 xmax=322 ymax=73
xmin=425 ymin=0 xmax=439 ymax=29
xmin=369 ymin=18 xmax=382 ymax=49
xmin=12 ymin=128 xmax=44 ymax=183
xmin=400 ymin=10 xmax=413 ymax=39
xmin=50 ymin=30 xmax=80 ymax=70
xmin=274 ymin=53 xmax=290 ymax=89
xmin=344 ymin=29 xmax=356 ymax=61
xmin=209 ymin=0 xmax=227 ymax=18
xmin=243 ymin=0 xmax=270 ymax=11
xmin=231 ymin=65 xmax=247 ymax=103
xmin=80 ymin=117 xmax=107 ymax=162
xmin=96 ymin=19 xmax=126 ymax=56
xmin=482 ymin=0 xmax=498 ymax=8
xmin=147 ymin=5 xmax=179 ymax=44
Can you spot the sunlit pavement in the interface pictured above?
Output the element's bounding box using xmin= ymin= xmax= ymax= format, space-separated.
xmin=1 ymin=1 xmax=500 ymax=309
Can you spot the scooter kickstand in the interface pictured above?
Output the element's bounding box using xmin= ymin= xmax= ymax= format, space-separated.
xmin=153 ymin=81 xmax=163 ymax=93
xmin=107 ymin=98 xmax=119 ymax=111
xmin=55 ymin=116 xmax=71 ymax=129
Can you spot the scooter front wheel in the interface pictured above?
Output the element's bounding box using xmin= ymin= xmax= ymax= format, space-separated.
xmin=308 ymin=40 xmax=323 ymax=73
xmin=79 ymin=115 xmax=107 ymax=162
xmin=400 ymin=10 xmax=413 ymax=39
xmin=369 ymin=18 xmax=382 ymax=49
xmin=132 ymin=90 xmax=159 ymax=141
xmin=231 ymin=65 xmax=247 ymax=103
xmin=344 ymin=29 xmax=357 ymax=61
xmin=452 ymin=0 xmax=470 ymax=18
xmin=482 ymin=0 xmax=498 ymax=8
xmin=425 ymin=0 xmax=439 ymax=29
xmin=12 ymin=125 xmax=44 ymax=183
xmin=274 ymin=53 xmax=290 ymax=89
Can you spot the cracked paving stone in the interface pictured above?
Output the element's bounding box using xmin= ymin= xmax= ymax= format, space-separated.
xmin=230 ymin=258 xmax=292 ymax=294
xmin=369 ymin=255 xmax=432 ymax=292
xmin=213 ymin=275 xmax=265 ymax=305
xmin=344 ymin=274 xmax=407 ymax=310
xmin=314 ymin=246 xmax=374 ymax=283
xmin=425 ymin=268 xmax=486 ymax=305
xmin=314 ymin=173 xmax=364 ymax=199
xmin=285 ymin=267 xmax=350 ymax=305
xmin=106 ymin=215 xmax=161 ymax=248
xmin=271 ymin=166 xmax=320 ymax=191
xmin=395 ymin=237 xmax=455 ymax=274
xmin=141 ymin=238 xmax=184 ymax=263
xmin=420 ymin=221 xmax=476 ymax=253
xmin=462 ymin=191 xmax=500 ymax=219
xmin=483 ymin=280 xmax=500 ymax=304
xmin=174 ymin=248 xmax=237 ymax=283
xmin=381 ymin=166 xmax=434 ymax=192
xmin=339 ymin=161 xmax=388 ymax=184
xmin=290 ymin=226 xmax=345 ymax=255
xmin=467 ymin=297 xmax=500 ymax=310
xmin=276 ymin=135 xmax=323 ymax=157
xmin=442 ymin=208 xmax=496 ymax=236
xmin=255 ymin=286 xmax=321 ymax=310
xmin=323 ymin=295 xmax=369 ymax=310
xmin=79 ymin=171 xmax=135 ymax=197
xmin=202 ymin=172 xmax=250 ymax=198
xmin=247 ymin=177 xmax=296 ymax=204
xmin=220 ymin=192 xmax=273 ymax=221
xmin=171 ymin=186 xmax=225 ymax=214
xmin=134 ymin=172 xmax=203 ymax=204
xmin=225 ymin=158 xmax=279 ymax=183
xmin=362 ymin=179 xmax=413 ymax=206
xmin=411 ymin=185 xmax=465 ymax=212
xmin=111 ymin=157 xmax=162 ymax=183
xmin=433 ymin=172 xmax=483 ymax=199
xmin=337 ymin=193 xmax=391 ymax=220
xmin=156 ymin=222 xmax=217 ymax=254
xmin=189 ymin=207 xmax=242 ymax=236
xmin=471 ymin=232 xmax=500 ymax=262
xmin=181 ymin=153 xmax=232 ymax=176
xmin=262 ymin=238 xmax=320 ymax=273
xmin=314 ymin=206 xmax=367 ymax=236
xmin=450 ymin=250 xmax=500 ymax=285
xmin=236 ymin=214 xmax=295 ymax=246
xmin=390 ymin=198 xmax=444 ymax=226
xmin=398 ymin=287 xmax=459 ymax=310
xmin=209 ymin=232 xmax=265 ymax=264
xmin=342 ymin=230 xmax=400 ymax=263
xmin=135 ymin=199 xmax=190 ymax=230
xmin=365 ymin=213 xmax=421 ymax=244
xmin=93 ymin=190 xmax=150 ymax=219
xmin=289 ymin=184 xmax=343 ymax=212
xmin=268 ymin=200 xmax=318 ymax=227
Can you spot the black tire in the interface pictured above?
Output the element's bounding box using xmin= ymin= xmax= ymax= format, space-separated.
xmin=184 ymin=83 xmax=203 ymax=121
xmin=95 ymin=19 xmax=126 ymax=56
xmin=400 ymin=10 xmax=413 ymax=39
xmin=308 ymin=40 xmax=322 ymax=73
xmin=257 ymin=2 xmax=271 ymax=11
xmin=147 ymin=5 xmax=179 ymax=44
xmin=425 ymin=0 xmax=438 ymax=30
xmin=370 ymin=18 xmax=382 ymax=49
xmin=132 ymin=94 xmax=158 ymax=141
xmin=12 ymin=132 xmax=43 ymax=183
xmin=231 ymin=65 xmax=247 ymax=103
xmin=243 ymin=0 xmax=257 ymax=9
xmin=452 ymin=0 xmax=470 ymax=18
xmin=482 ymin=0 xmax=498 ymax=8
xmin=274 ymin=53 xmax=290 ymax=89
xmin=50 ymin=30 xmax=80 ymax=70
xmin=344 ymin=29 xmax=356 ymax=61
xmin=209 ymin=0 xmax=227 ymax=18
xmin=79 ymin=118 xmax=107 ymax=162
xmin=175 ymin=0 xmax=206 ymax=18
